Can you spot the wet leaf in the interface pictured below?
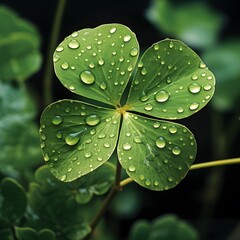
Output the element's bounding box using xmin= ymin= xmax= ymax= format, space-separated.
xmin=118 ymin=113 xmax=196 ymax=191
xmin=127 ymin=39 xmax=215 ymax=119
xmin=40 ymin=100 xmax=120 ymax=182
xmin=0 ymin=178 xmax=27 ymax=221
xmin=53 ymin=23 xmax=139 ymax=106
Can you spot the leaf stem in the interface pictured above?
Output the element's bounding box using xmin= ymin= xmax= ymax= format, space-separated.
xmin=120 ymin=157 xmax=240 ymax=187
xmin=43 ymin=0 xmax=66 ymax=106
xmin=84 ymin=161 xmax=122 ymax=240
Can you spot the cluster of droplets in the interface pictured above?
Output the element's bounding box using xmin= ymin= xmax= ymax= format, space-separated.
xmin=118 ymin=114 xmax=195 ymax=190
xmin=129 ymin=40 xmax=214 ymax=118
xmin=53 ymin=24 xmax=139 ymax=103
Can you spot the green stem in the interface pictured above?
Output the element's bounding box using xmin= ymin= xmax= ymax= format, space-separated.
xmin=43 ymin=0 xmax=66 ymax=106
xmin=120 ymin=157 xmax=240 ymax=187
xmin=84 ymin=161 xmax=122 ymax=240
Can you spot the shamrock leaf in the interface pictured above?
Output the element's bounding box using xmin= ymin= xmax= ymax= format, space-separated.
xmin=40 ymin=23 xmax=215 ymax=190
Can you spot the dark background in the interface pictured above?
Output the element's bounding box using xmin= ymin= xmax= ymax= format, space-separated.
xmin=1 ymin=0 xmax=239 ymax=239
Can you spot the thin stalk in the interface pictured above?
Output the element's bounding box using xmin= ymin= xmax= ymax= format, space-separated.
xmin=43 ymin=0 xmax=66 ymax=105
xmin=84 ymin=161 xmax=122 ymax=240
xmin=120 ymin=157 xmax=240 ymax=188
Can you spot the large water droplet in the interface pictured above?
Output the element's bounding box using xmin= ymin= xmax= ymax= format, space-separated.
xmin=123 ymin=34 xmax=131 ymax=42
xmin=80 ymin=70 xmax=95 ymax=84
xmin=189 ymin=102 xmax=199 ymax=110
xmin=52 ymin=115 xmax=63 ymax=125
xmin=155 ymin=90 xmax=170 ymax=102
xmin=123 ymin=143 xmax=132 ymax=150
xmin=68 ymin=39 xmax=80 ymax=49
xmin=188 ymin=82 xmax=201 ymax=94
xmin=85 ymin=114 xmax=101 ymax=126
xmin=172 ymin=146 xmax=181 ymax=155
xmin=65 ymin=132 xmax=81 ymax=146
xmin=156 ymin=137 xmax=166 ymax=148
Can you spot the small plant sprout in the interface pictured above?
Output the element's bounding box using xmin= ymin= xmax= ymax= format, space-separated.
xmin=39 ymin=23 xmax=215 ymax=191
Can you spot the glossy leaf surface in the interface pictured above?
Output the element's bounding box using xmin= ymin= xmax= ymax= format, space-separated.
xmin=40 ymin=100 xmax=120 ymax=182
xmin=53 ymin=23 xmax=139 ymax=106
xmin=127 ymin=39 xmax=215 ymax=119
xmin=118 ymin=113 xmax=196 ymax=191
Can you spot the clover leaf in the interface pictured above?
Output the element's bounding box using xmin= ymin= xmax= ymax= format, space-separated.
xmin=40 ymin=23 xmax=215 ymax=191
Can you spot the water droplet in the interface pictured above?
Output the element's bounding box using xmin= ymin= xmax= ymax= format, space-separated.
xmin=69 ymin=85 xmax=75 ymax=91
xmin=61 ymin=174 xmax=67 ymax=181
xmin=130 ymin=48 xmax=138 ymax=57
xmin=169 ymin=125 xmax=177 ymax=134
xmin=123 ymin=143 xmax=132 ymax=150
xmin=52 ymin=115 xmax=63 ymax=125
xmin=189 ymin=102 xmax=199 ymax=110
xmin=40 ymin=142 xmax=45 ymax=148
xmin=128 ymin=165 xmax=136 ymax=172
xmin=169 ymin=41 xmax=174 ymax=48
xmin=153 ymin=122 xmax=160 ymax=128
xmin=177 ymin=107 xmax=184 ymax=113
xmin=134 ymin=136 xmax=142 ymax=143
xmin=154 ymin=44 xmax=159 ymax=50
xmin=166 ymin=77 xmax=172 ymax=84
xmin=61 ymin=62 xmax=69 ymax=69
xmin=44 ymin=153 xmax=50 ymax=162
xmin=80 ymin=70 xmax=95 ymax=84
xmin=144 ymin=103 xmax=153 ymax=111
xmin=71 ymin=31 xmax=78 ymax=37
xmin=65 ymin=132 xmax=81 ymax=146
xmin=153 ymin=180 xmax=159 ymax=186
xmin=156 ymin=137 xmax=166 ymax=148
xmin=100 ymin=81 xmax=107 ymax=90
xmin=56 ymin=45 xmax=64 ymax=52
xmin=98 ymin=133 xmax=106 ymax=139
xmin=203 ymin=84 xmax=212 ymax=91
xmin=168 ymin=176 xmax=173 ymax=182
xmin=97 ymin=157 xmax=103 ymax=162
xmin=89 ymin=62 xmax=95 ymax=68
xmin=53 ymin=56 xmax=59 ymax=62
xmin=104 ymin=142 xmax=111 ymax=148
xmin=145 ymin=179 xmax=151 ymax=186
xmin=155 ymin=90 xmax=170 ymax=102
xmin=85 ymin=152 xmax=92 ymax=158
xmin=139 ymin=91 xmax=149 ymax=102
xmin=188 ymin=82 xmax=201 ymax=94
xmin=191 ymin=74 xmax=198 ymax=81
xmin=98 ymin=58 xmax=105 ymax=66
xmin=141 ymin=68 xmax=147 ymax=75
xmin=172 ymin=146 xmax=181 ymax=155
xmin=199 ymin=62 xmax=206 ymax=68
xmin=85 ymin=114 xmax=101 ymax=126
xmin=207 ymin=76 xmax=213 ymax=80
xmin=110 ymin=27 xmax=117 ymax=34
xmin=68 ymin=39 xmax=80 ymax=49
xmin=56 ymin=131 xmax=62 ymax=139
xmin=123 ymin=34 xmax=131 ymax=42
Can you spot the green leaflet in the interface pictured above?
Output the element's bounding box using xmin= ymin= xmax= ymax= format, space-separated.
xmin=53 ymin=23 xmax=139 ymax=106
xmin=40 ymin=100 xmax=120 ymax=182
xmin=118 ymin=113 xmax=196 ymax=191
xmin=40 ymin=23 xmax=215 ymax=191
xmin=127 ymin=39 xmax=215 ymax=119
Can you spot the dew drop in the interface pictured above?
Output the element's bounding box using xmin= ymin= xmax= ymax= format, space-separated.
xmin=100 ymin=81 xmax=107 ymax=90
xmin=53 ymin=56 xmax=59 ymax=62
xmin=172 ymin=146 xmax=181 ymax=155
xmin=130 ymin=48 xmax=138 ymax=57
xmin=98 ymin=58 xmax=105 ymax=66
xmin=139 ymin=91 xmax=149 ymax=102
xmin=177 ymin=107 xmax=184 ymax=113
xmin=56 ymin=45 xmax=64 ymax=52
xmin=61 ymin=62 xmax=69 ymax=70
xmin=123 ymin=34 xmax=131 ymax=42
xmin=65 ymin=132 xmax=81 ymax=146
xmin=166 ymin=77 xmax=172 ymax=84
xmin=71 ymin=31 xmax=78 ymax=37
xmin=168 ymin=176 xmax=173 ymax=182
xmin=189 ymin=102 xmax=199 ymax=110
xmin=154 ymin=44 xmax=159 ymax=50
xmin=153 ymin=180 xmax=159 ymax=186
xmin=134 ymin=136 xmax=142 ymax=144
xmin=98 ymin=133 xmax=106 ymax=139
xmin=191 ymin=74 xmax=198 ymax=80
xmin=141 ymin=68 xmax=147 ymax=75
xmin=68 ymin=39 xmax=80 ymax=49
xmin=188 ymin=82 xmax=201 ymax=94
xmin=156 ymin=137 xmax=166 ymax=149
xmin=97 ymin=157 xmax=103 ymax=162
xmin=199 ymin=62 xmax=206 ymax=68
xmin=89 ymin=62 xmax=95 ymax=68
xmin=44 ymin=153 xmax=50 ymax=162
xmin=52 ymin=115 xmax=63 ymax=125
xmin=145 ymin=179 xmax=151 ymax=186
xmin=69 ymin=85 xmax=75 ymax=91
xmin=104 ymin=142 xmax=111 ymax=148
xmin=85 ymin=114 xmax=101 ymax=126
xmin=169 ymin=41 xmax=174 ymax=48
xmin=56 ymin=131 xmax=62 ymax=139
xmin=155 ymin=90 xmax=170 ymax=102
xmin=144 ymin=103 xmax=153 ymax=111
xmin=203 ymin=83 xmax=212 ymax=91
xmin=123 ymin=143 xmax=132 ymax=150
xmin=85 ymin=152 xmax=92 ymax=158
xmin=61 ymin=174 xmax=67 ymax=181
xmin=128 ymin=165 xmax=136 ymax=172
xmin=169 ymin=125 xmax=177 ymax=134
xmin=80 ymin=70 xmax=95 ymax=84
xmin=153 ymin=122 xmax=160 ymax=128
xmin=110 ymin=27 xmax=117 ymax=34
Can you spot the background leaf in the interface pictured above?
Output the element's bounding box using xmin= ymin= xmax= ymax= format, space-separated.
xmin=40 ymin=100 xmax=120 ymax=182
xmin=53 ymin=23 xmax=139 ymax=106
xmin=0 ymin=5 xmax=42 ymax=82
xmin=118 ymin=113 xmax=196 ymax=191
xmin=127 ymin=39 xmax=215 ymax=119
